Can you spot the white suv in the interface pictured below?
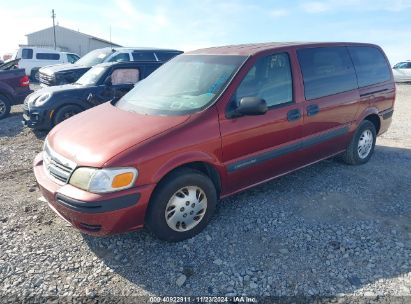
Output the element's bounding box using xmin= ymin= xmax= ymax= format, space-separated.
xmin=15 ymin=47 xmax=80 ymax=80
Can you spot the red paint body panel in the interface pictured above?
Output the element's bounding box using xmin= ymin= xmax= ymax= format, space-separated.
xmin=48 ymin=102 xmax=190 ymax=167
xmin=34 ymin=42 xmax=396 ymax=236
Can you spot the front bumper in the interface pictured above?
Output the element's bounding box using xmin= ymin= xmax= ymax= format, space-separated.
xmin=33 ymin=152 xmax=155 ymax=236
xmin=22 ymin=105 xmax=53 ymax=130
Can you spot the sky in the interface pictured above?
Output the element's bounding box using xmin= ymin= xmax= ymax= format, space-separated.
xmin=0 ymin=0 xmax=410 ymax=65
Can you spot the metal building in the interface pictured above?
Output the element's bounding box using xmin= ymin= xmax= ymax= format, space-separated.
xmin=25 ymin=25 xmax=121 ymax=56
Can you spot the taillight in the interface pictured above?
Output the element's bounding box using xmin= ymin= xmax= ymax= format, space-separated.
xmin=19 ymin=75 xmax=30 ymax=87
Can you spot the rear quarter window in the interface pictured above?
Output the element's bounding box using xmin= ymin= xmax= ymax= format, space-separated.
xmin=348 ymin=46 xmax=391 ymax=87
xmin=297 ymin=47 xmax=358 ymax=100
xmin=132 ymin=52 xmax=156 ymax=61
xmin=36 ymin=53 xmax=60 ymax=60
xmin=155 ymin=52 xmax=181 ymax=62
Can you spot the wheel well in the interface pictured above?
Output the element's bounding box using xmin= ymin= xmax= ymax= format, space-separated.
xmin=51 ymin=103 xmax=85 ymax=125
xmin=0 ymin=92 xmax=12 ymax=102
xmin=162 ymin=162 xmax=222 ymax=198
xmin=364 ymin=114 xmax=381 ymax=134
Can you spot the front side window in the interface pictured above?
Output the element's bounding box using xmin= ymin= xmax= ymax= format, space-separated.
xmin=67 ymin=54 xmax=80 ymax=63
xmin=297 ymin=47 xmax=358 ymax=100
xmin=22 ymin=48 xmax=33 ymax=59
xmin=36 ymin=53 xmax=60 ymax=60
xmin=116 ymin=55 xmax=247 ymax=115
xmin=111 ymin=68 xmax=140 ymax=85
xmin=348 ymin=46 xmax=391 ymax=87
xmin=235 ymin=53 xmax=293 ymax=107
xmin=76 ymin=66 xmax=108 ymax=86
xmin=108 ymin=53 xmax=130 ymax=62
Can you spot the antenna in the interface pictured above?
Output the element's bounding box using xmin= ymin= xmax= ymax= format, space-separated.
xmin=51 ymin=9 xmax=57 ymax=50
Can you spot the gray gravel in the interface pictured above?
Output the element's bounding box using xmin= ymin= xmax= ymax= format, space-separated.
xmin=0 ymin=84 xmax=410 ymax=300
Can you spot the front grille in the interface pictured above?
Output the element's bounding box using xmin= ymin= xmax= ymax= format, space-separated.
xmin=43 ymin=143 xmax=76 ymax=184
xmin=39 ymin=72 xmax=55 ymax=86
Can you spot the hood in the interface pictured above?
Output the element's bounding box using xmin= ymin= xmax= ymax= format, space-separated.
xmin=26 ymin=84 xmax=87 ymax=106
xmin=47 ymin=102 xmax=190 ymax=167
xmin=40 ymin=63 xmax=90 ymax=75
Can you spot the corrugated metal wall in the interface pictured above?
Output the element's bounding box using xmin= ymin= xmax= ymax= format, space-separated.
xmin=27 ymin=26 xmax=115 ymax=56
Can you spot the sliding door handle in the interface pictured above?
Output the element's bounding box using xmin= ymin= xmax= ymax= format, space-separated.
xmin=287 ymin=109 xmax=301 ymax=121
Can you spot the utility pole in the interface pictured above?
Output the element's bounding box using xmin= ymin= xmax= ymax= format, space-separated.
xmin=109 ymin=26 xmax=113 ymax=48
xmin=51 ymin=9 xmax=57 ymax=50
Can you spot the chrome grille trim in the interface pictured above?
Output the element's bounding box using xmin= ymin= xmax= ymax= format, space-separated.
xmin=39 ymin=72 xmax=55 ymax=86
xmin=43 ymin=142 xmax=77 ymax=184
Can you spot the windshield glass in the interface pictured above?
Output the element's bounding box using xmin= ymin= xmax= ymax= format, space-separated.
xmin=116 ymin=55 xmax=247 ymax=115
xmin=76 ymin=66 xmax=107 ymax=86
xmin=393 ymin=62 xmax=407 ymax=69
xmin=76 ymin=49 xmax=114 ymax=66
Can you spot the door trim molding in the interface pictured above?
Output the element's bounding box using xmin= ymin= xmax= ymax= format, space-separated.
xmin=226 ymin=125 xmax=349 ymax=172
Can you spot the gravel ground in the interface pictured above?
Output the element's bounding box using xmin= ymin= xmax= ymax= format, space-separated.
xmin=0 ymin=84 xmax=410 ymax=301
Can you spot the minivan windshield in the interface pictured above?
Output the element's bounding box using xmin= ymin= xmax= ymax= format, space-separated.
xmin=116 ymin=55 xmax=247 ymax=115
xmin=75 ymin=66 xmax=107 ymax=86
xmin=76 ymin=49 xmax=114 ymax=66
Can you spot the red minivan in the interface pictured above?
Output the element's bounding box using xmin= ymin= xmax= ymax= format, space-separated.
xmin=34 ymin=42 xmax=395 ymax=241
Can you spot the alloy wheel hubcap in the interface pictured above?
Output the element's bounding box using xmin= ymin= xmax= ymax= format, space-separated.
xmin=357 ymin=129 xmax=373 ymax=159
xmin=165 ymin=186 xmax=207 ymax=232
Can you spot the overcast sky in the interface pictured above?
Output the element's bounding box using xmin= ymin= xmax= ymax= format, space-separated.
xmin=0 ymin=0 xmax=410 ymax=64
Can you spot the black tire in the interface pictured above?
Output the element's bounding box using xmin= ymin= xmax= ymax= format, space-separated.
xmin=146 ymin=168 xmax=217 ymax=242
xmin=0 ymin=95 xmax=11 ymax=120
xmin=53 ymin=105 xmax=82 ymax=126
xmin=341 ymin=120 xmax=377 ymax=165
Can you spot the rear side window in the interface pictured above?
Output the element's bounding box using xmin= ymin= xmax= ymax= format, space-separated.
xmin=132 ymin=52 xmax=156 ymax=61
xmin=155 ymin=52 xmax=181 ymax=62
xmin=21 ymin=48 xmax=33 ymax=59
xmin=36 ymin=53 xmax=60 ymax=60
xmin=297 ymin=47 xmax=358 ymax=100
xmin=108 ymin=53 xmax=130 ymax=62
xmin=348 ymin=46 xmax=391 ymax=87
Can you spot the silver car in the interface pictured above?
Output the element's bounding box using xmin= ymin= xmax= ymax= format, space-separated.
xmin=393 ymin=61 xmax=411 ymax=83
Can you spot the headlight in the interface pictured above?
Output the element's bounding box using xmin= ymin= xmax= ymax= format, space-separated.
xmin=34 ymin=93 xmax=52 ymax=106
xmin=69 ymin=167 xmax=138 ymax=193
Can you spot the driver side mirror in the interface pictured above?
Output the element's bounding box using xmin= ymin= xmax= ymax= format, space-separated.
xmin=236 ymin=97 xmax=268 ymax=116
xmin=104 ymin=76 xmax=112 ymax=86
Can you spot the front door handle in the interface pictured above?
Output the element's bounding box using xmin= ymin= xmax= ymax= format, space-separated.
xmin=307 ymin=104 xmax=320 ymax=116
xmin=287 ymin=109 xmax=301 ymax=121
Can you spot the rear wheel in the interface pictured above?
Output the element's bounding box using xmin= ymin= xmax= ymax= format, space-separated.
xmin=0 ymin=95 xmax=11 ymax=120
xmin=146 ymin=168 xmax=217 ymax=242
xmin=341 ymin=120 xmax=376 ymax=165
xmin=53 ymin=105 xmax=82 ymax=126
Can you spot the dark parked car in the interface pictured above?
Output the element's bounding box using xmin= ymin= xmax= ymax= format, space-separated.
xmin=23 ymin=60 xmax=164 ymax=129
xmin=0 ymin=59 xmax=32 ymax=119
xmin=34 ymin=42 xmax=395 ymax=241
xmin=39 ymin=47 xmax=183 ymax=86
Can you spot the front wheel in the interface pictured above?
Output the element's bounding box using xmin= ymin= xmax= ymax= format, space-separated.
xmin=146 ymin=168 xmax=217 ymax=242
xmin=53 ymin=105 xmax=82 ymax=126
xmin=341 ymin=120 xmax=376 ymax=165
